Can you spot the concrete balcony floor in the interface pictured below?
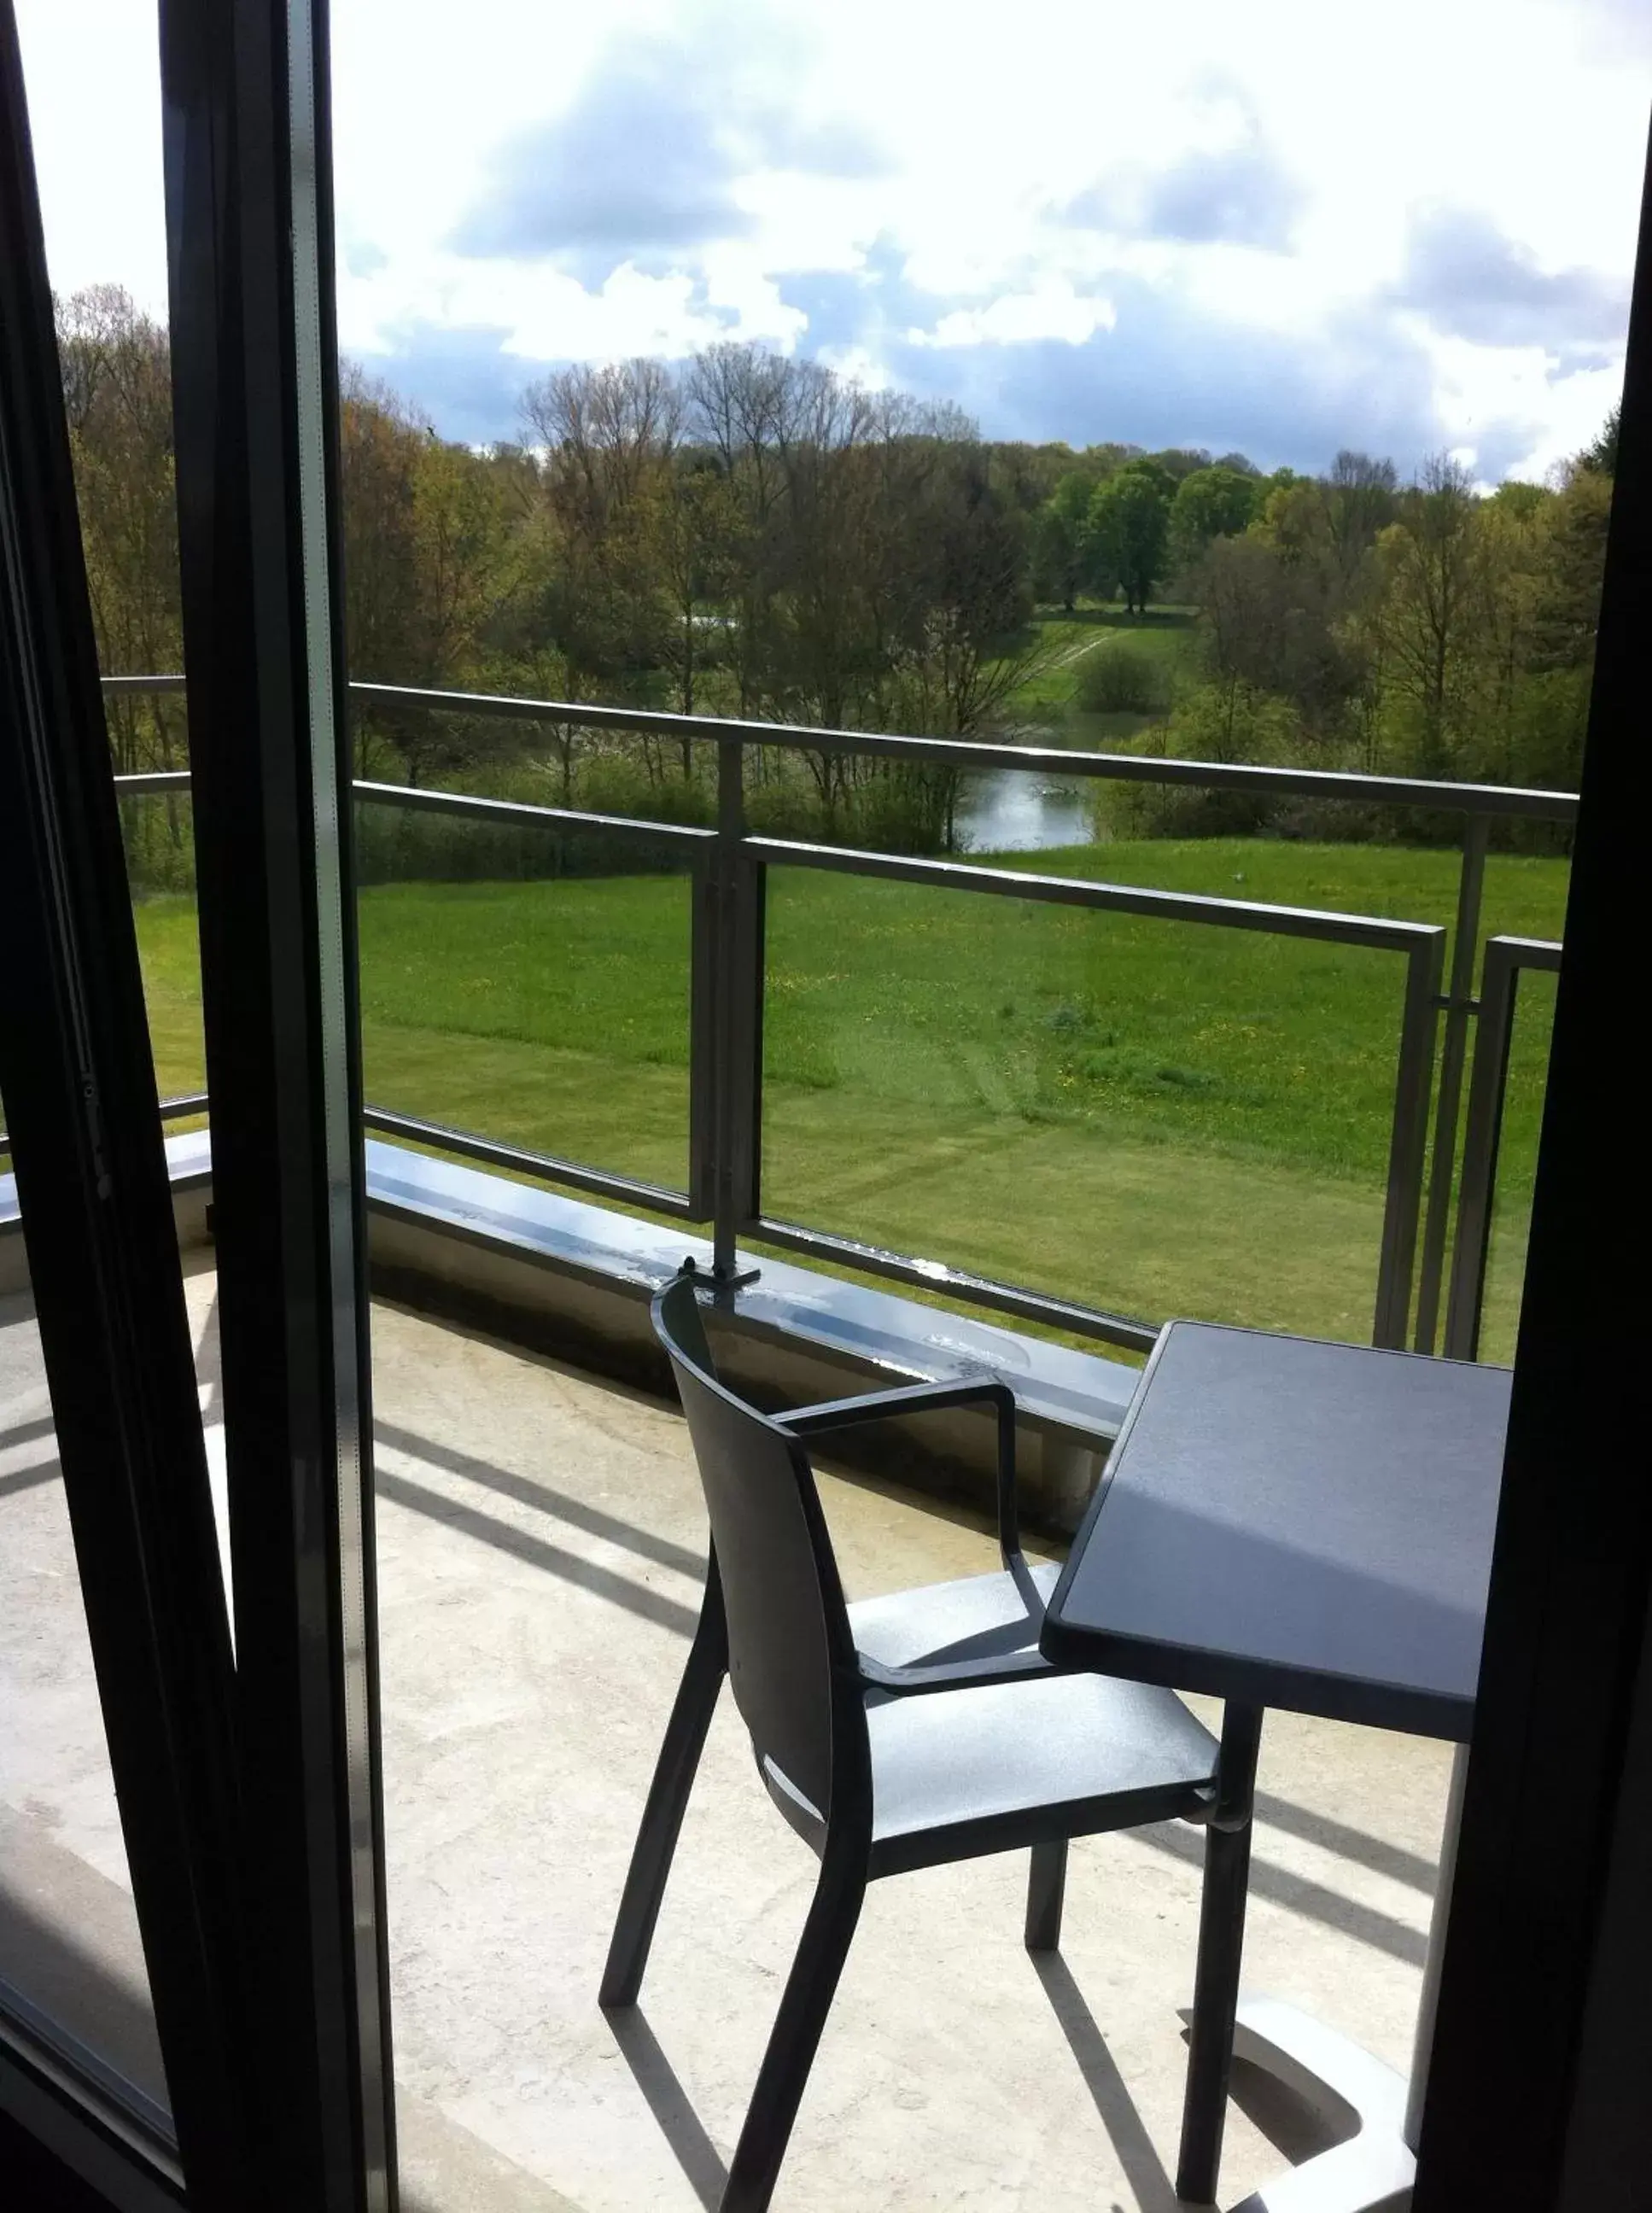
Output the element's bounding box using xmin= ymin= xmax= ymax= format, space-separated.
xmin=1 ymin=1265 xmax=1454 ymax=2212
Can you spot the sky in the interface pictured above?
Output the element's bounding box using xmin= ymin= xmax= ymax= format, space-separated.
xmin=15 ymin=0 xmax=1651 ymax=482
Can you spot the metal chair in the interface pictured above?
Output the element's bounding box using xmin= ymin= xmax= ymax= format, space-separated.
xmin=601 ymin=1272 xmax=1226 ymax=2213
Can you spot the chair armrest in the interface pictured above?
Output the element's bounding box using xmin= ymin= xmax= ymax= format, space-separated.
xmin=779 ymin=1375 xmax=1034 ymax=1600
xmin=854 ymin=1646 xmax=1053 ymax=1699
xmin=779 ymin=1375 xmax=1012 ymax=1435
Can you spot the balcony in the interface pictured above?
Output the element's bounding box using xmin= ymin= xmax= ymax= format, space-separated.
xmin=4 ymin=1259 xmax=1455 ymax=2211
xmin=0 ymin=680 xmax=1570 ymax=2203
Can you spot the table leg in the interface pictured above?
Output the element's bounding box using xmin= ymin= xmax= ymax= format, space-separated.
xmin=1212 ymin=1744 xmax=1469 ymax=2212
xmin=1177 ymin=1702 xmax=1264 ymax=2204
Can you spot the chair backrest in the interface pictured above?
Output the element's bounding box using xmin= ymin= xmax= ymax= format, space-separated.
xmin=654 ymin=1273 xmax=856 ymax=1825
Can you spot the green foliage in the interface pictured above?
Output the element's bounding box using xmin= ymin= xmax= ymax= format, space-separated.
xmin=1102 ymin=680 xmax=1296 ymax=837
xmin=61 ymin=278 xmax=1613 ymax=834
xmin=1075 ymin=644 xmax=1170 ymax=715
xmin=1169 ymin=465 xmax=1261 ymax=574
xmin=1167 ymin=680 xmax=1297 ymax=764
xmin=1575 ymin=404 xmax=1620 ymax=477
xmin=1083 ymin=463 xmax=1174 ymax=616
xmin=1029 ymin=470 xmax=1102 ymax=610
xmin=56 ymin=288 xmax=187 ymax=779
xmin=1176 ymin=433 xmax=1612 ymax=803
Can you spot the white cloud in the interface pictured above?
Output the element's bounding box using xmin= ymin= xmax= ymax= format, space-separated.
xmin=12 ymin=0 xmax=1646 ymax=472
xmin=917 ymin=287 xmax=1117 ymax=349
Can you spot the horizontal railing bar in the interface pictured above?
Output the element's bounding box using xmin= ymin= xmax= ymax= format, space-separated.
xmin=1483 ymin=935 xmax=1565 ymax=973
xmin=102 ymin=674 xmax=1579 ymax=822
xmin=113 ymin=768 xmax=716 ymax=845
xmin=116 ymin=771 xmax=192 ymax=797
xmin=362 ymin=1108 xmax=701 ymax=1223
xmin=352 ymin=780 xmax=716 ymax=845
xmin=353 ymin=683 xmax=1579 ymax=821
xmin=750 ymin=1217 xmax=1160 ymax=1355
xmin=746 ymin=836 xmax=1445 ymax=952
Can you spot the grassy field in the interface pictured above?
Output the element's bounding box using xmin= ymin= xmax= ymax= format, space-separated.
xmin=1001 ymin=604 xmax=1200 ymax=721
xmin=127 ymin=835 xmax=1567 ymax=1363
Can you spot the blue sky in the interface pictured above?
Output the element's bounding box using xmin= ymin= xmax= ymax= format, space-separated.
xmin=17 ymin=0 xmax=1651 ymax=481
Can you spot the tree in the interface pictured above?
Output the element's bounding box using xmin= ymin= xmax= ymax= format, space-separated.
xmin=1527 ymin=467 xmax=1611 ymax=671
xmin=1146 ymin=446 xmax=1213 ymax=482
xmin=1370 ymin=456 xmax=1487 ymax=780
xmin=1084 ymin=461 xmax=1173 ymax=616
xmin=55 ymin=287 xmax=184 ymax=774
xmin=1322 ymin=451 xmax=1399 ymax=583
xmin=656 ymin=458 xmax=744 ymax=733
xmin=520 ymin=357 xmax=681 ymax=714
xmin=336 ymin=369 xmax=424 ymax=769
xmin=1575 ymin=405 xmax=1620 ymax=478
xmin=1169 ymin=464 xmax=1262 ymax=576
xmin=886 ymin=438 xmax=1036 ymax=736
xmin=1029 ymin=470 xmax=1099 ymax=609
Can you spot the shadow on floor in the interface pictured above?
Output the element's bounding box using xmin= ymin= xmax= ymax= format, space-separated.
xmin=605 ymin=2005 xmax=728 ymax=2211
xmin=1031 ymin=1951 xmax=1179 ymax=2212
xmin=374 ymin=1459 xmax=699 ymax=1638
xmin=1251 ymin=1790 xmax=1436 ymax=1895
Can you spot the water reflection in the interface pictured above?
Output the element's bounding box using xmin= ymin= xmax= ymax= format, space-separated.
xmin=959 ymin=767 xmax=1093 ymax=853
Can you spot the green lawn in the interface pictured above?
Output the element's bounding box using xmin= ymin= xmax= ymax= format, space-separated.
xmin=128 ymin=836 xmax=1567 ymax=1363
xmin=1001 ymin=604 xmax=1200 ymax=721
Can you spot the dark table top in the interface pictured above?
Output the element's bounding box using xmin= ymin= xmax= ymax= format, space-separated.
xmin=1042 ymin=1322 xmax=1514 ymax=1741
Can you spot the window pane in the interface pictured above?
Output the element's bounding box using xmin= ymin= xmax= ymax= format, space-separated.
xmin=0 ymin=1183 xmax=176 ymax=2140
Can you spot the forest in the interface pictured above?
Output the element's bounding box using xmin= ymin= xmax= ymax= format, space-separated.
xmin=62 ymin=282 xmax=1613 ymax=863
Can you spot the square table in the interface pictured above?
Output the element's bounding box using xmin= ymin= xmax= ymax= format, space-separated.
xmin=1042 ymin=1321 xmax=1512 ymax=2212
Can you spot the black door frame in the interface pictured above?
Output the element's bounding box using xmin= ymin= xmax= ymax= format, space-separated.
xmin=1415 ymin=116 xmax=1652 ymax=2212
xmin=3 ymin=2 xmax=394 ymax=2207
xmin=158 ymin=0 xmax=397 ymax=2205
xmin=0 ymin=6 xmax=254 ymax=2202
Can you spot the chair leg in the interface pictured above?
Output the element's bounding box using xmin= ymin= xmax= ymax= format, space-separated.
xmin=599 ymin=1579 xmax=727 ymax=2009
xmin=1024 ymin=1838 xmax=1068 ymax=1953
xmin=721 ymin=1832 xmax=867 ymax=2213
xmin=1176 ymin=1702 xmax=1264 ymax=2208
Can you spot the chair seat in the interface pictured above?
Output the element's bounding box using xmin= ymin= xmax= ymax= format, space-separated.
xmin=846 ymin=1561 xmax=1061 ymax=1672
xmin=865 ymin=1670 xmax=1219 ymax=1875
xmin=760 ymin=1564 xmax=1218 ymax=1878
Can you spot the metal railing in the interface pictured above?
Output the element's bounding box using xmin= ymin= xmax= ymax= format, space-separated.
xmin=90 ymin=674 xmax=1578 ymax=1358
xmin=1444 ymin=936 xmax=1565 ymax=1363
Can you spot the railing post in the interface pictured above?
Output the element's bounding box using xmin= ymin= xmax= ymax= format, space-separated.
xmin=687 ymin=848 xmax=718 ymax=1223
xmin=1413 ymin=815 xmax=1491 ymax=1353
xmin=1375 ymin=929 xmax=1446 ymax=1350
xmin=1442 ymin=937 xmax=1563 ymax=1363
xmin=711 ymin=735 xmax=762 ymax=1284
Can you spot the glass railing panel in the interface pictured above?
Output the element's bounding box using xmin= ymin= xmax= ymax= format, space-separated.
xmin=353 ymin=796 xmax=698 ymax=1195
xmin=760 ymin=865 xmax=1418 ymax=1345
